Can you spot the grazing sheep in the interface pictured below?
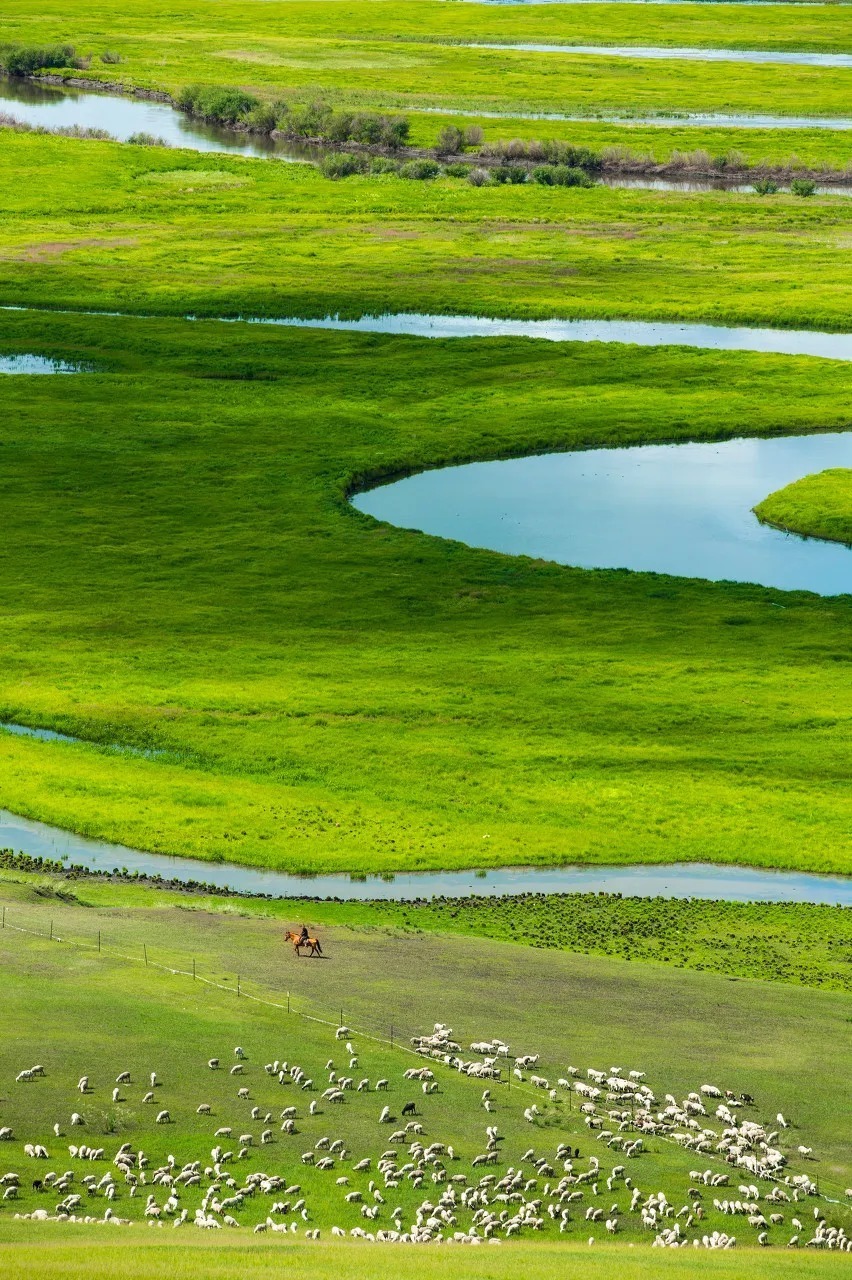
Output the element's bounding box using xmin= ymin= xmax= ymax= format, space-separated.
xmin=237 ymin=1088 xmax=250 ymax=1100
xmin=230 ymin=1065 xmax=244 ymax=1076
xmin=156 ymin=1111 xmax=170 ymax=1125
xmin=116 ymin=1072 xmax=131 ymax=1084
xmin=71 ymin=1113 xmax=85 ymax=1127
xmin=208 ymin=1059 xmax=219 ymax=1070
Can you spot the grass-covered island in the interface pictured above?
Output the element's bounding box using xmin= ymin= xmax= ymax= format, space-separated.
xmin=755 ymin=468 xmax=852 ymax=547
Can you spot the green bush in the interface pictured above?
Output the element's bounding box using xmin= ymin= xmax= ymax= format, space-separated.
xmin=177 ymin=85 xmax=260 ymax=125
xmin=100 ymin=51 xmax=122 ymax=65
xmin=126 ymin=132 xmax=168 ymax=147
xmin=463 ymin=125 xmax=484 ymax=148
xmin=243 ymin=103 xmax=278 ymax=133
xmin=467 ymin=166 xmax=491 ymax=187
xmin=370 ymin=157 xmax=401 ymax=174
xmin=320 ymin=153 xmax=367 ymax=179
xmin=4 ymin=44 xmax=75 ymax=76
xmin=436 ymin=124 xmax=465 ymax=154
xmin=492 ymin=165 xmax=528 ymax=185
xmin=754 ymin=178 xmax=779 ymax=195
xmin=380 ymin=117 xmax=409 ymax=150
xmin=443 ymin=163 xmax=471 ymax=178
xmin=399 ymin=159 xmax=441 ymax=180
xmin=791 ymin=178 xmax=817 ymax=198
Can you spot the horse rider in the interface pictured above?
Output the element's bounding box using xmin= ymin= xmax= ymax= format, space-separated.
xmin=297 ymin=924 xmax=310 ymax=947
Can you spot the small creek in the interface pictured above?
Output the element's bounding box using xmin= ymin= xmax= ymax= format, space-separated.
xmin=0 ymin=354 xmax=86 ymax=373
xmin=465 ymin=42 xmax=852 ymax=67
xmin=1 ymin=804 xmax=850 ymax=904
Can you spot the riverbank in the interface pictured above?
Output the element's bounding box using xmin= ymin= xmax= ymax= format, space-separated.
xmin=755 ymin=468 xmax=852 ymax=545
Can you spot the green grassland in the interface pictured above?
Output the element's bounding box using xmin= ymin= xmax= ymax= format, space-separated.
xmin=755 ymin=469 xmax=852 ymax=546
xmin=3 ymin=1237 xmax=850 ymax=1280
xmin=2 ymin=131 xmax=852 ymax=329
xmin=0 ymin=893 xmax=850 ymax=1226
xmin=0 ymin=297 xmax=850 ymax=871
xmin=9 ymin=0 xmax=852 ymax=124
xmin=2 ymin=865 xmax=851 ymax=991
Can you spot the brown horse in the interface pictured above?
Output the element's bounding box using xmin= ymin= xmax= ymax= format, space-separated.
xmin=284 ymin=929 xmax=324 ymax=958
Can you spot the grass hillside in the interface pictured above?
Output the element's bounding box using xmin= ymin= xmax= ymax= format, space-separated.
xmin=755 ymin=469 xmax=852 ymax=546
xmin=0 ymin=308 xmax=849 ymax=872
xmin=0 ymin=894 xmax=850 ymax=1246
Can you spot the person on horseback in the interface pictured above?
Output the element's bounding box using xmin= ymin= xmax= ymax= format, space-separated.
xmin=297 ymin=924 xmax=309 ymax=947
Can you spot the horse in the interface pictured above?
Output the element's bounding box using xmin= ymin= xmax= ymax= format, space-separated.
xmin=284 ymin=929 xmax=323 ymax=958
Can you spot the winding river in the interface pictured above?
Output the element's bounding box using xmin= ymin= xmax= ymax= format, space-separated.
xmin=1 ymin=803 xmax=850 ymax=904
xmin=464 ymin=42 xmax=852 ymax=66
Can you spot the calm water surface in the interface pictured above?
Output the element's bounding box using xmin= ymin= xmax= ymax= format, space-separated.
xmin=355 ymin=432 xmax=852 ymax=595
xmin=0 ymin=354 xmax=84 ymax=373
xmin=1 ymin=807 xmax=849 ymax=904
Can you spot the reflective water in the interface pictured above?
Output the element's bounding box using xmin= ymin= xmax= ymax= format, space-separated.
xmin=244 ymin=311 xmax=852 ymax=361
xmin=355 ymin=432 xmax=852 ymax=594
xmin=599 ymin=174 xmax=852 ymax=195
xmin=1 ymin=807 xmax=849 ymax=903
xmin=0 ymin=721 xmax=167 ymax=759
xmin=0 ymin=79 xmax=317 ymax=162
xmin=466 ymin=42 xmax=852 ymax=67
xmin=0 ymin=354 xmax=85 ymax=373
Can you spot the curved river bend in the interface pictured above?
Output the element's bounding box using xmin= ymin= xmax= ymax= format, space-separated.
xmin=1 ymin=806 xmax=850 ymax=905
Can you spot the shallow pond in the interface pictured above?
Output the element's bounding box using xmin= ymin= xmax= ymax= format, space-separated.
xmin=0 ymin=354 xmax=85 ymax=373
xmin=465 ymin=42 xmax=852 ymax=67
xmin=355 ymin=431 xmax=852 ymax=595
xmin=424 ymin=104 xmax=852 ymax=127
xmin=0 ymin=79 xmax=317 ymax=162
xmin=1 ymin=806 xmax=850 ymax=904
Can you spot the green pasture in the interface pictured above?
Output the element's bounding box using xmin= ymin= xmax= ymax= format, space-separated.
xmin=0 ymin=297 xmax=850 ymax=871
xmin=755 ymin=469 xmax=852 ymax=545
xmin=2 ymin=1234 xmax=852 ymax=1280
xmin=8 ymin=0 xmax=852 ymax=123
xmin=0 ymin=897 xmax=850 ymax=1221
xmin=2 ymin=868 xmax=851 ymax=993
xmin=2 ymin=131 xmax=852 ymax=329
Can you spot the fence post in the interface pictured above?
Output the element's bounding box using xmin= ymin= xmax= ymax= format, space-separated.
xmin=390 ymin=1023 xmax=394 ymax=1049
xmin=144 ymin=944 xmax=148 ymax=967
xmin=1 ymin=905 xmax=5 ymax=928
xmin=237 ymin=974 xmax=241 ymax=998
xmin=192 ymin=957 xmax=196 ymax=980
xmin=49 ymin=919 xmax=53 ymax=941
xmin=97 ymin=930 xmax=101 ymax=953
xmin=287 ymin=991 xmax=290 ymax=1014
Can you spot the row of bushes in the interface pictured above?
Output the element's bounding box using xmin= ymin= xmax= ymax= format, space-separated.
xmin=321 ymin=153 xmax=596 ymax=187
xmin=176 ymin=87 xmax=410 ymax=148
xmin=479 ymin=135 xmax=603 ymax=170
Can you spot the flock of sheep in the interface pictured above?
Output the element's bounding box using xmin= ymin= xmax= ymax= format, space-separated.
xmin=2 ymin=1021 xmax=850 ymax=1251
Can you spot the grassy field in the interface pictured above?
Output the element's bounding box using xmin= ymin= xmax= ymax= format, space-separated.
xmin=0 ymin=301 xmax=849 ymax=872
xmin=755 ymin=469 xmax=852 ymax=546
xmin=0 ymin=895 xmax=850 ymax=1233
xmin=9 ymin=0 xmax=852 ymax=124
xmin=2 ymin=131 xmax=852 ymax=329
xmin=2 ymin=867 xmax=851 ymax=993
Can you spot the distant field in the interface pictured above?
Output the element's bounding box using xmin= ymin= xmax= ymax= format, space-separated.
xmin=8 ymin=0 xmax=852 ymax=125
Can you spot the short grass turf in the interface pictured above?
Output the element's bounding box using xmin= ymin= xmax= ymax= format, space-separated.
xmin=0 ymin=305 xmax=850 ymax=872
xmin=755 ymin=469 xmax=852 ymax=546
xmin=11 ymin=0 xmax=852 ymax=122
xmin=0 ymin=901 xmax=851 ymax=1222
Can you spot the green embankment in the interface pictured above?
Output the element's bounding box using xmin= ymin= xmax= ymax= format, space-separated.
xmin=0 ymin=300 xmax=850 ymax=873
xmin=9 ymin=0 xmax=852 ymax=124
xmin=755 ymin=468 xmax=852 ymax=545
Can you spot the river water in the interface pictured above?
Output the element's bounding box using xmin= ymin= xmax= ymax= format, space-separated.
xmin=1 ymin=805 xmax=849 ymax=904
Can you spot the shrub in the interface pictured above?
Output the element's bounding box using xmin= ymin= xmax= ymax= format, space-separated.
xmin=325 ymin=111 xmax=355 ymax=143
xmin=320 ymin=152 xmax=367 ymax=179
xmin=436 ymin=124 xmax=465 ymax=154
xmin=286 ymin=100 xmax=334 ymax=138
xmin=380 ymin=116 xmax=409 ymax=149
xmin=4 ymin=43 xmax=75 ymax=76
xmin=443 ymin=163 xmax=471 ymax=178
xmin=531 ymin=164 xmax=556 ymax=186
xmin=492 ymin=165 xmax=527 ymax=185
xmin=463 ymin=125 xmax=484 ymax=147
xmin=350 ymin=113 xmax=384 ymax=146
xmin=541 ymin=140 xmax=601 ymax=171
xmin=126 ymin=132 xmax=168 ymax=147
xmin=370 ymin=157 xmax=401 ymax=174
xmin=467 ymin=166 xmax=491 ymax=187
xmin=551 ymin=165 xmax=595 ymax=188
xmin=177 ymin=85 xmax=260 ymax=124
xmin=100 ymin=50 xmax=121 ymax=65
xmin=753 ymin=179 xmax=779 ymax=195
xmin=243 ymin=102 xmax=278 ymax=133
xmin=791 ymin=178 xmax=817 ymax=197
xmin=399 ymin=159 xmax=440 ymax=180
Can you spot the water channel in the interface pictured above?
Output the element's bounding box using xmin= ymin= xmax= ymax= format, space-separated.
xmin=1 ymin=804 xmax=849 ymax=904
xmin=465 ymin=42 xmax=852 ymax=67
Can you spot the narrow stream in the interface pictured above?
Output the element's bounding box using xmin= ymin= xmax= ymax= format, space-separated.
xmin=1 ymin=806 xmax=850 ymax=904
xmin=0 ymin=354 xmax=86 ymax=373
xmin=464 ymin=42 xmax=852 ymax=66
